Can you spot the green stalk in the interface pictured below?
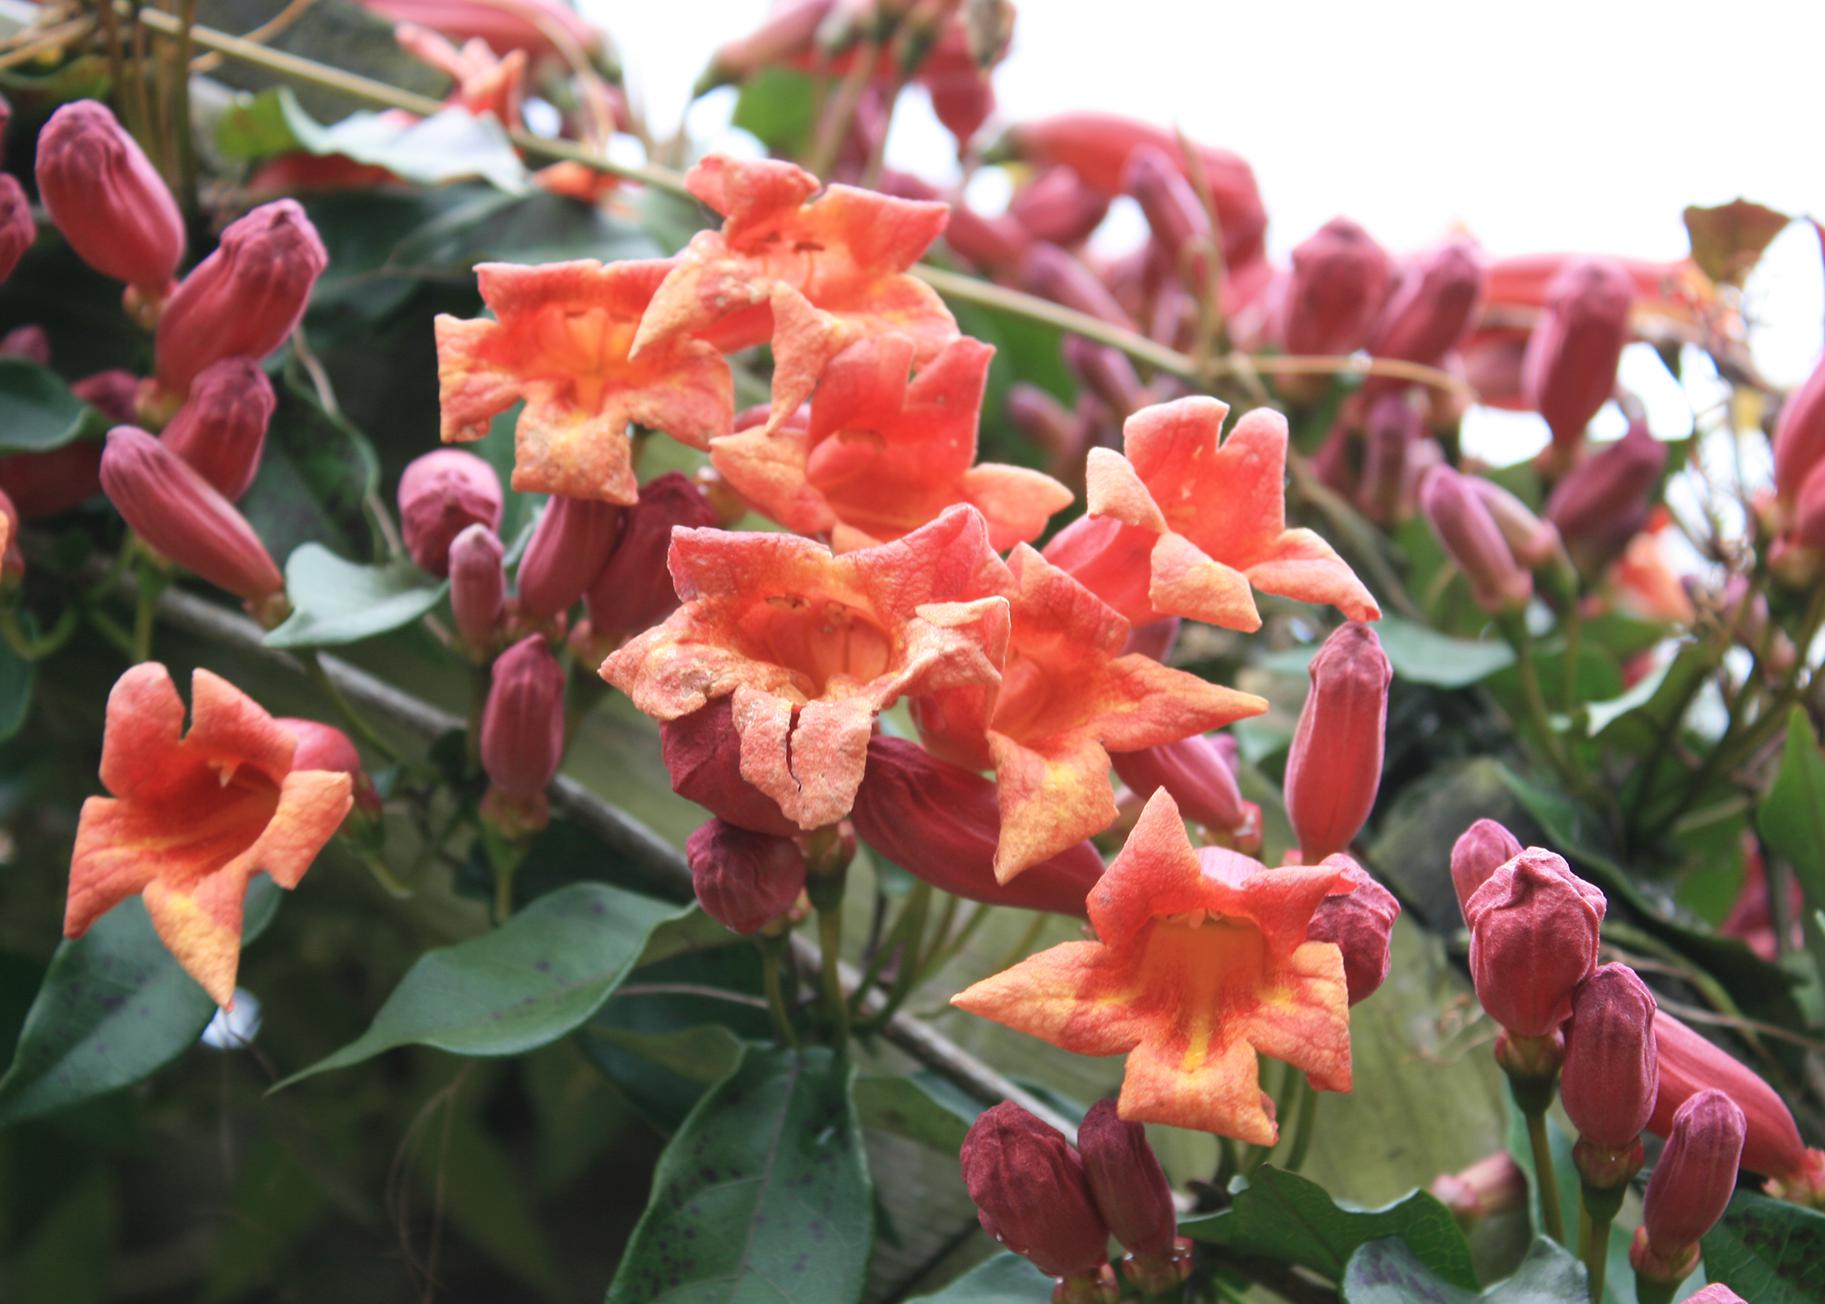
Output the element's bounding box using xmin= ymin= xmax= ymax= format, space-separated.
xmin=1525 ymin=1107 xmax=1566 ymax=1245
xmin=817 ymin=906 xmax=849 ymax=1051
xmin=760 ymin=938 xmax=798 ymax=1049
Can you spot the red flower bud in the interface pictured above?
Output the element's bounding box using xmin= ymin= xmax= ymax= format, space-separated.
xmin=1009 ymin=166 xmax=1112 ymax=248
xmin=961 ymin=1101 xmax=1112 ymax=1280
xmin=880 ymin=170 xmax=1031 ymax=273
xmin=71 ymin=370 xmax=143 ymax=425
xmin=276 ymin=717 xmax=380 ymax=814
xmin=479 ymin=635 xmax=565 ymax=819
xmin=1367 ymin=238 xmax=1485 ymax=367
xmin=1639 ymin=1090 xmax=1745 ymax=1263
xmin=582 ymin=471 xmax=716 ymax=646
xmin=0 ymin=173 xmax=25 ymax=287
xmin=1464 ymin=848 xmax=1606 ymax=1038
xmin=1461 ymin=328 xmax=1530 ymax=410
xmin=1306 ymin=855 xmax=1400 ymax=1004
xmin=517 ymin=493 xmax=624 ymax=619
xmin=1063 ymin=335 xmax=1147 ymax=418
xmin=1428 ymin=1151 xmax=1527 ymax=1221
xmin=397 ymin=448 xmax=502 ymax=576
xmin=660 ymin=698 xmax=797 ymax=838
xmin=1648 ymin=1010 xmax=1807 ymax=1179
xmin=1544 ymin=421 xmax=1666 ymax=573
xmin=852 ymin=737 xmax=1105 ymax=916
xmin=1112 ymin=733 xmax=1253 ymax=839
xmin=1077 ymin=1097 xmax=1175 ymax=1256
xmin=1562 ymin=963 xmax=1658 ymax=1148
xmin=0 ymin=441 xmax=103 ymax=518
xmin=1359 ymin=390 xmax=1422 ymax=525
xmin=1470 ymin=479 xmax=1562 ymax=570
xmin=1007 ymin=383 xmax=1094 ymax=483
xmin=1284 ymin=622 xmax=1390 ymax=862
xmin=1450 ymin=818 xmax=1522 ymax=921
xmin=0 ymin=324 xmax=49 ymax=364
xmin=1279 ymin=217 xmax=1392 ymax=357
xmin=99 ymin=426 xmax=282 ymax=604
xmin=0 ymin=484 xmax=22 ymax=581
xmin=154 ymin=200 xmax=328 ymax=391
xmin=1773 ymin=351 xmax=1825 ymax=509
xmin=685 ymin=817 xmax=807 ymax=935
xmin=1684 ymin=1288 xmax=1747 ymax=1304
xmin=34 ymin=101 xmax=182 ymax=298
xmin=1419 ymin=466 xmax=1533 ymax=613
xmin=1122 ymin=146 xmax=1210 ymax=284
xmin=159 ymin=357 xmax=275 ymax=501
xmin=1021 ymin=243 xmax=1138 ymax=330
xmin=449 ymin=522 xmax=505 ymax=654
xmin=1521 ymin=256 xmax=1634 ymax=450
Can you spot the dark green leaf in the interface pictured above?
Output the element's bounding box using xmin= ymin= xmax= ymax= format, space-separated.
xmin=1180 ymin=1165 xmax=1476 ymax=1289
xmin=0 ymin=642 xmax=34 ymax=742
xmin=264 ymin=544 xmax=446 ymax=649
xmin=855 ymin=1071 xmax=983 ymax=1153
xmin=238 ymin=376 xmax=381 ymax=564
xmin=605 ymin=1045 xmax=874 ymax=1304
xmin=0 ymin=878 xmax=282 ymax=1125
xmin=11 ymin=1168 xmax=119 ymax=1303
xmin=906 ymin=1252 xmax=1050 ymax=1302
xmin=280 ymin=883 xmax=690 ymax=1085
xmin=0 ymin=358 xmax=104 ymax=453
xmin=1365 ymin=615 xmax=1517 ymax=689
xmin=1702 ymin=1189 xmax=1825 ymax=1302
xmin=731 ymin=67 xmax=818 ymax=157
xmin=1757 ymin=708 xmax=1825 ymax=904
xmin=1343 ymin=1236 xmax=1587 ymax=1303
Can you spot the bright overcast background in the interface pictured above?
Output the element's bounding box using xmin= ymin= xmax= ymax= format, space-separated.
xmin=589 ymin=0 xmax=1825 ymax=452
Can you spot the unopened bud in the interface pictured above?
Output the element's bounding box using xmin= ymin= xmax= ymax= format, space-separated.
xmin=961 ymin=1101 xmax=1113 ymax=1282
xmin=0 ymin=485 xmax=21 ymax=581
xmin=159 ymin=357 xmax=275 ymax=501
xmin=0 ymin=173 xmax=28 ymax=287
xmin=1063 ymin=335 xmax=1147 ymax=418
xmin=1470 ymin=479 xmax=1562 ymax=571
xmin=0 ymin=324 xmax=48 ymax=364
xmin=398 ymin=448 xmax=503 ymax=576
xmin=0 ymin=442 xmax=103 ymax=518
xmin=1021 ymin=243 xmax=1137 ymax=329
xmin=1009 ymin=166 xmax=1110 ymax=248
xmin=1122 ymin=146 xmax=1210 ymax=286
xmin=1683 ymin=1288 xmax=1747 ymax=1304
xmin=1544 ymin=422 xmax=1666 ymax=574
xmin=1773 ymin=351 xmax=1825 ymax=510
xmin=685 ymin=817 xmax=808 ymax=935
xmin=1420 ymin=466 xmax=1533 ymax=613
xmin=1279 ymin=217 xmax=1393 ymax=357
xmin=1521 ymin=256 xmax=1634 ymax=451
xmin=1465 ymin=848 xmax=1606 ymax=1038
xmin=1283 ymin=622 xmax=1390 ymax=862
xmin=582 ymin=471 xmax=716 ymax=647
xmin=1306 ymin=855 xmax=1400 ymax=1004
xmin=1359 ymin=390 xmax=1421 ymax=525
xmin=449 ymin=523 xmax=505 ymax=655
xmin=34 ymin=101 xmax=182 ymax=300
xmin=72 ymin=370 xmax=142 ymax=424
xmin=1367 ymin=238 xmax=1485 ymax=367
xmin=1649 ymin=1010 xmax=1809 ymax=1180
xmin=479 ymin=635 xmax=565 ymax=830
xmin=1634 ymin=1089 xmax=1745 ymax=1280
xmin=1111 ymin=733 xmax=1255 ymax=844
xmin=518 ymin=493 xmax=624 ymax=619
xmin=1450 ymin=818 xmax=1522 ymax=921
xmin=660 ymin=698 xmax=798 ymax=838
xmin=277 ymin=717 xmax=380 ymax=814
xmin=1429 ymin=1151 xmax=1526 ymax=1222
xmin=1562 ymin=963 xmax=1658 ymax=1153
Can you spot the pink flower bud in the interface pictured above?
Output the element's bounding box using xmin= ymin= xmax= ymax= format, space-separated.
xmin=481 ymin=633 xmax=563 ymax=796
xmin=1544 ymin=421 xmax=1666 ymax=573
xmin=1562 ymin=963 xmax=1658 ymax=1148
xmin=1009 ymin=166 xmax=1111 ymax=248
xmin=1021 ymin=243 xmax=1137 ymax=329
xmin=1279 ymin=217 xmax=1393 ymax=357
xmin=1122 ymin=146 xmax=1210 ymax=284
xmin=517 ymin=494 xmax=624 ymax=619
xmin=1639 ymin=1090 xmax=1745 ymax=1261
xmin=685 ymin=817 xmax=807 ymax=935
xmin=1790 ymin=458 xmax=1825 ymax=552
xmin=276 ymin=716 xmax=380 ymax=814
xmin=0 ymin=484 xmax=22 ymax=581
xmin=1419 ymin=466 xmax=1533 ymax=612
xmin=1648 ymin=1010 xmax=1807 ymax=1179
xmin=961 ymin=1101 xmax=1112 ymax=1280
xmin=71 ymin=370 xmax=142 ymax=425
xmin=1078 ymin=1097 xmax=1175 ymax=1256
xmin=34 ymin=101 xmax=182 ymax=298
xmin=1470 ymin=479 xmax=1562 ymax=570
xmin=1367 ymin=238 xmax=1486 ymax=367
xmin=1306 ymin=855 xmax=1400 ymax=1004
xmin=582 ymin=472 xmax=716 ymax=645
xmin=1063 ymin=335 xmax=1147 ymax=417
xmin=1284 ymin=622 xmax=1390 ymax=862
xmin=1006 ymin=383 xmax=1093 ymax=483
xmin=660 ymin=698 xmax=797 ymax=838
xmin=1464 ymin=848 xmax=1606 ymax=1038
xmin=881 ymin=170 xmax=1031 ymax=273
xmin=0 ymin=175 xmax=34 ymax=288
xmin=99 ymin=426 xmax=282 ymax=603
xmin=442 ymin=523 xmax=503 ymax=655
xmin=1123 ymin=617 xmax=1181 ymax=662
xmin=154 ymin=200 xmax=327 ymax=391
xmin=1450 ymin=818 xmax=1522 ymax=920
xmin=1112 ymin=733 xmax=1252 ymax=837
xmin=397 ymin=448 xmax=502 ymax=576
xmin=1521 ymin=256 xmax=1634 ymax=451
xmin=853 ymin=737 xmax=1106 ymax=916
xmin=1684 ymin=1288 xmax=1747 ymax=1304
xmin=0 ymin=324 xmax=49 ymax=364
xmin=1428 ymin=1151 xmax=1526 ymax=1221
xmin=1359 ymin=390 xmax=1421 ymax=524
xmin=1773 ymin=351 xmax=1825 ymax=509
xmin=0 ymin=441 xmax=103 ymax=518
xmin=159 ymin=357 xmax=275 ymax=501
xmin=1461 ymin=328 xmax=1530 ymax=410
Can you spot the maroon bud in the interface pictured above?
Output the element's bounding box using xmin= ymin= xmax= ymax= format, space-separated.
xmin=397 ymin=448 xmax=503 ymax=576
xmin=1471 ymin=479 xmax=1562 ymax=570
xmin=1794 ymin=459 xmax=1825 ymax=551
xmin=685 ymin=817 xmax=807 ymax=935
xmin=34 ymin=101 xmax=182 ymax=298
xmin=1544 ymin=421 xmax=1666 ymax=574
xmin=1636 ymin=1090 xmax=1745 ymax=1274
xmin=71 ymin=370 xmax=142 ymax=424
xmin=1122 ymin=146 xmax=1210 ymax=284
xmin=1284 ymin=622 xmax=1391 ymax=862
xmin=961 ymin=1101 xmax=1112 ymax=1280
xmin=1021 ymin=243 xmax=1137 ymax=329
xmin=1077 ymin=1098 xmax=1176 ymax=1256
xmin=661 ymin=698 xmax=798 ymax=838
xmin=1122 ymin=617 xmax=1180 ymax=662
xmin=1428 ymin=1151 xmax=1527 ymax=1221
xmin=99 ymin=426 xmax=283 ymax=605
xmin=1521 ymin=256 xmax=1634 ymax=451
xmin=1773 ymin=351 xmax=1825 ymax=510
xmin=1450 ymin=818 xmax=1523 ymax=920
xmin=0 ymin=324 xmax=48 ymax=364
xmin=159 ymin=357 xmax=275 ymax=500
xmin=1006 ymin=383 xmax=1093 ymax=482
xmin=1008 ymin=166 xmax=1111 ymax=248
xmin=277 ymin=716 xmax=380 ymax=814
xmin=1419 ymin=466 xmax=1532 ymax=613
xmin=1465 ymin=848 xmax=1607 ymax=1038
xmin=1279 ymin=217 xmax=1393 ymax=357
xmin=154 ymin=200 xmax=328 ymax=391
xmin=1306 ymin=855 xmax=1400 ymax=1004
xmin=479 ymin=635 xmax=565 ymax=825
xmin=1368 ymin=238 xmax=1486 ymax=367
xmin=1063 ymin=335 xmax=1147 ymax=417
xmin=1112 ymin=734 xmax=1253 ymax=839
xmin=583 ymin=471 xmax=715 ymax=645
xmin=0 ymin=442 xmax=103 ymax=518
xmin=0 ymin=484 xmax=22 ymax=581
xmin=1562 ymin=963 xmax=1658 ymax=1149
xmin=1359 ymin=390 xmax=1421 ymax=524
xmin=0 ymin=174 xmax=35 ymax=288
xmin=518 ymin=493 xmax=624 ymax=618
xmin=449 ymin=523 xmax=505 ymax=655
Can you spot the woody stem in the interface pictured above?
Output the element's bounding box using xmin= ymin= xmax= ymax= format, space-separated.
xmin=1524 ymin=1107 xmax=1566 ymax=1244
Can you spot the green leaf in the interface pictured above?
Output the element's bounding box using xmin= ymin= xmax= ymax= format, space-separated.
xmin=1343 ymin=1236 xmax=1587 ymax=1303
xmin=0 ymin=641 xmax=34 ymax=742
xmin=0 ymin=878 xmax=282 ymax=1125
xmin=238 ymin=375 xmax=381 ymax=565
xmin=1374 ymin=615 xmax=1517 ymax=688
xmin=11 ymin=1168 xmax=119 ymax=1303
xmin=854 ymin=1071 xmax=984 ymax=1153
xmin=731 ymin=67 xmax=818 ymax=157
xmin=1757 ymin=707 xmax=1825 ymax=904
xmin=605 ymin=1044 xmax=874 ymax=1304
xmin=0 ymin=358 xmax=103 ymax=453
xmin=280 ymin=883 xmax=690 ymax=1085
xmin=906 ymin=1252 xmax=1050 ymax=1302
xmin=264 ymin=544 xmax=446 ymax=649
xmin=1702 ymin=1189 xmax=1825 ymax=1302
xmin=1180 ymin=1165 xmax=1476 ymax=1289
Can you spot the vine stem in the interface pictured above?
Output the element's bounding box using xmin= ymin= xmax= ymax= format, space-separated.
xmin=1580 ymin=1203 xmax=1613 ymax=1303
xmin=760 ymin=939 xmax=798 ymax=1048
xmin=1525 ymin=1107 xmax=1566 ymax=1245
xmin=818 ymin=906 xmax=850 ymax=1051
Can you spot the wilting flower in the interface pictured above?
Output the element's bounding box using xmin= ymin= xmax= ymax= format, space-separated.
xmin=1521 ymin=256 xmax=1635 ymax=452
xmin=1284 ymin=622 xmax=1391 ymax=862
xmin=397 ymin=448 xmax=503 ymax=576
xmin=1633 ymin=1090 xmax=1745 ymax=1283
xmin=159 ymin=357 xmax=276 ymax=501
xmin=914 ymin=544 xmax=1265 ymax=880
xmin=479 ymin=634 xmax=565 ymax=833
xmin=954 ymin=790 xmax=1354 ymax=1141
xmin=1276 ymin=217 xmax=1392 ymax=357
xmin=602 ymin=504 xmax=1011 ymax=832
xmin=1306 ymin=856 xmax=1400 ymax=1005
xmin=632 ymin=154 xmax=957 ymax=431
xmin=516 ymin=493 xmax=623 ymax=619
xmin=67 ymin=665 xmax=353 ymax=1006
xmin=1562 ymin=963 xmax=1658 ymax=1152
xmin=35 ymin=100 xmax=183 ymax=302
xmin=1043 ymin=397 xmax=1380 ymax=632
xmin=685 ymin=817 xmax=807 ymax=935
xmin=1449 ymin=817 xmax=1522 ymax=920
xmin=1465 ymin=848 xmax=1606 ymax=1039
xmin=711 ymin=334 xmax=1070 ymax=552
xmin=580 ymin=471 xmax=717 ymax=651
xmin=437 ymin=259 xmax=733 ymax=504
xmin=0 ymin=174 xmax=35 ymax=287
xmin=960 ymin=1101 xmax=1115 ymax=1287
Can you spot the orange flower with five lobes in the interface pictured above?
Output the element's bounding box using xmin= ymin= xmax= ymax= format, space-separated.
xmin=710 ymin=333 xmax=1073 ymax=552
xmin=1042 ymin=396 xmax=1381 ymax=633
xmin=953 ymin=789 xmax=1355 ymax=1142
xmin=600 ymin=503 xmax=1011 ymax=833
xmin=913 ymin=544 xmax=1266 ymax=881
xmin=435 ymin=258 xmax=734 ymax=504
xmin=66 ymin=665 xmax=354 ymax=1007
